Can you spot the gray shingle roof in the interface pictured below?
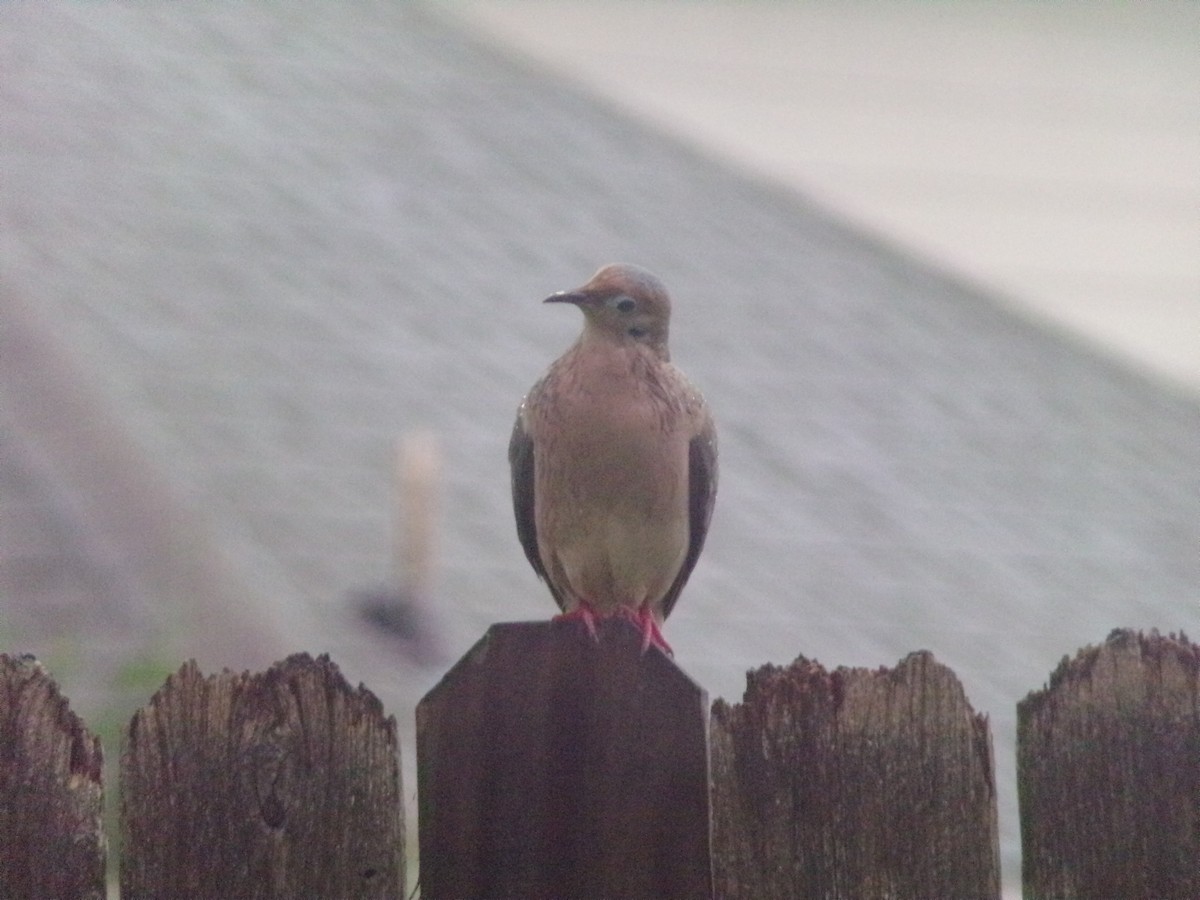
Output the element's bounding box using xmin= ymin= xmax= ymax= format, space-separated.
xmin=3 ymin=4 xmax=1197 ymax=886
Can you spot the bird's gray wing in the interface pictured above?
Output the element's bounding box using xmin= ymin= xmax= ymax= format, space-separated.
xmin=508 ymin=410 xmax=565 ymax=609
xmin=660 ymin=417 xmax=718 ymax=620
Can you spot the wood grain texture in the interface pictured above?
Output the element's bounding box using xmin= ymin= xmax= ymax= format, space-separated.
xmin=1018 ymin=628 xmax=1200 ymax=899
xmin=120 ymin=653 xmax=403 ymax=899
xmin=711 ymin=650 xmax=999 ymax=899
xmin=416 ymin=619 xmax=712 ymax=899
xmin=0 ymin=653 xmax=106 ymax=900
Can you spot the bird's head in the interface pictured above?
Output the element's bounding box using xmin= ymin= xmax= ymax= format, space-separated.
xmin=545 ymin=263 xmax=672 ymax=359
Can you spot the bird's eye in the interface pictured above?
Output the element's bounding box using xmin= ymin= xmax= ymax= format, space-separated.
xmin=616 ymin=297 xmax=636 ymax=313
xmin=628 ymin=326 xmax=647 ymax=338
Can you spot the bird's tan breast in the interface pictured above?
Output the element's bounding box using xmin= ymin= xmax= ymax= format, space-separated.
xmin=523 ymin=343 xmax=701 ymax=610
xmin=528 ymin=345 xmax=693 ymax=505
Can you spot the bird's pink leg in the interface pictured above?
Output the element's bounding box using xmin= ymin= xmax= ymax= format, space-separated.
xmin=619 ymin=606 xmax=673 ymax=656
xmin=553 ymin=602 xmax=601 ymax=643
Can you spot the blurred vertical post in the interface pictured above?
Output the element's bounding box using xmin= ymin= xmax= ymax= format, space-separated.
xmin=355 ymin=429 xmax=442 ymax=661
xmin=394 ymin=428 xmax=440 ymax=605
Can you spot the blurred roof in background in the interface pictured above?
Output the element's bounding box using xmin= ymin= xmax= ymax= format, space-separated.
xmin=450 ymin=0 xmax=1200 ymax=392
xmin=2 ymin=4 xmax=1196 ymax=891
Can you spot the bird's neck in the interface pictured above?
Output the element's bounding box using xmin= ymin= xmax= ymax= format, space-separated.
xmin=579 ymin=322 xmax=670 ymax=363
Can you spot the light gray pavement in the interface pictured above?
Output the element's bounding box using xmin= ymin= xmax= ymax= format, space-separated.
xmin=1 ymin=4 xmax=1197 ymax=891
xmin=448 ymin=0 xmax=1200 ymax=392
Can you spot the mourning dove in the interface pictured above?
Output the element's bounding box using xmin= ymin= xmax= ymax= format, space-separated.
xmin=509 ymin=264 xmax=718 ymax=654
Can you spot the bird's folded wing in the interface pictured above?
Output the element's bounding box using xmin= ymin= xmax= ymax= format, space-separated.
xmin=508 ymin=411 xmax=565 ymax=608
xmin=660 ymin=416 xmax=718 ymax=620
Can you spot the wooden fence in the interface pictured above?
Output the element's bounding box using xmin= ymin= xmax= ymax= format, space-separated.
xmin=1 ymin=627 xmax=1195 ymax=899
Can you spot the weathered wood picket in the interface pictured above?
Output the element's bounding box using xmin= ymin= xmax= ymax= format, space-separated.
xmin=418 ymin=620 xmax=711 ymax=898
xmin=710 ymin=650 xmax=999 ymax=898
xmin=0 ymin=653 xmax=404 ymax=900
xmin=0 ymin=653 xmax=104 ymax=900
xmin=1017 ymin=629 xmax=1199 ymax=899
xmin=0 ymin=628 xmax=1195 ymax=899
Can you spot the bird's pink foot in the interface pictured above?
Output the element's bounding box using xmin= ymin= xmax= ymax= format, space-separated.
xmin=619 ymin=606 xmax=673 ymax=657
xmin=553 ymin=603 xmax=601 ymax=643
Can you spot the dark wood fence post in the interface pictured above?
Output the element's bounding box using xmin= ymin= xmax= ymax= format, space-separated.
xmin=1018 ymin=628 xmax=1200 ymax=899
xmin=120 ymin=653 xmax=404 ymax=899
xmin=0 ymin=653 xmax=106 ymax=900
xmin=711 ymin=650 xmax=999 ymax=899
xmin=416 ymin=619 xmax=712 ymax=899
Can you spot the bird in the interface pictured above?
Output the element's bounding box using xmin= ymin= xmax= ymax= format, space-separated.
xmin=508 ymin=263 xmax=718 ymax=655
